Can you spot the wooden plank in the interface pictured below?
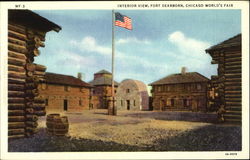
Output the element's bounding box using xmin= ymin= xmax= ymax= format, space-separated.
xmin=225 ymin=73 xmax=241 ymax=78
xmin=8 ymin=97 xmax=25 ymax=103
xmin=8 ymin=65 xmax=25 ymax=72
xmin=226 ymin=101 xmax=241 ymax=106
xmin=8 ymin=103 xmax=25 ymax=110
xmin=8 ymin=43 xmax=28 ymax=54
xmin=8 ymin=129 xmax=25 ymax=136
xmin=8 ymin=23 xmax=26 ymax=34
xmin=224 ymin=86 xmax=241 ymax=91
xmin=8 ymin=30 xmax=28 ymax=41
xmin=8 ymin=91 xmax=25 ymax=98
xmin=225 ymin=61 xmax=241 ymax=66
xmin=8 ymin=122 xmax=25 ymax=129
xmin=8 ymin=116 xmax=25 ymax=122
xmin=8 ymin=57 xmax=26 ymax=66
xmin=8 ymin=37 xmax=26 ymax=47
xmin=8 ymin=78 xmax=25 ymax=84
xmin=8 ymin=71 xmax=26 ymax=80
xmin=225 ymin=57 xmax=241 ymax=63
xmin=225 ymin=65 xmax=241 ymax=70
xmin=8 ymin=51 xmax=26 ymax=59
xmin=8 ymin=110 xmax=25 ymax=116
xmin=8 ymin=84 xmax=25 ymax=91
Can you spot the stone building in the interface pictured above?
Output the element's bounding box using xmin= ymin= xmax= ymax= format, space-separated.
xmin=38 ymin=72 xmax=92 ymax=112
xmin=149 ymin=68 xmax=209 ymax=112
xmin=89 ymin=70 xmax=119 ymax=109
xmin=206 ymin=34 xmax=241 ymax=123
xmin=115 ymin=79 xmax=149 ymax=111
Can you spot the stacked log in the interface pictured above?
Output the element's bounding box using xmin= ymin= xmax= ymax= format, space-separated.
xmin=8 ymin=23 xmax=47 ymax=139
xmin=224 ymin=48 xmax=241 ymax=123
xmin=206 ymin=35 xmax=241 ymax=124
xmin=8 ymin=24 xmax=27 ymax=139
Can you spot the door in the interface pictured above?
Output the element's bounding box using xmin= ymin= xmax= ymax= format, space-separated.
xmin=64 ymin=99 xmax=68 ymax=111
xmin=127 ymin=100 xmax=130 ymax=110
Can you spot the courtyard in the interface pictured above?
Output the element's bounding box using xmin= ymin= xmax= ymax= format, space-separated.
xmin=8 ymin=110 xmax=241 ymax=152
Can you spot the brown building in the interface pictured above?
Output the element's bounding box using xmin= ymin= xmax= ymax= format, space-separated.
xmin=206 ymin=34 xmax=241 ymax=123
xmin=8 ymin=10 xmax=61 ymax=138
xmin=89 ymin=70 xmax=118 ymax=109
xmin=149 ymin=68 xmax=209 ymax=112
xmin=38 ymin=72 xmax=92 ymax=112
xmin=115 ymin=79 xmax=149 ymax=111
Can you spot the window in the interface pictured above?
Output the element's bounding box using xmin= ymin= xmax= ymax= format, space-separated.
xmin=126 ymin=89 xmax=130 ymax=93
xmin=158 ymin=86 xmax=162 ymax=92
xmin=45 ymin=99 xmax=48 ymax=106
xmin=121 ymin=100 xmax=123 ymax=106
xmin=64 ymin=86 xmax=70 ymax=91
xmin=134 ymin=100 xmax=136 ymax=106
xmin=197 ymin=84 xmax=202 ymax=90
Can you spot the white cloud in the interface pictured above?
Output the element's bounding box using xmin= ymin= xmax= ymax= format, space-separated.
xmin=168 ymin=31 xmax=211 ymax=57
xmin=70 ymin=36 xmax=111 ymax=55
xmin=116 ymin=37 xmax=151 ymax=45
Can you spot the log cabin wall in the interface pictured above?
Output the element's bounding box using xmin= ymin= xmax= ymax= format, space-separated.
xmin=206 ymin=34 xmax=241 ymax=123
xmin=8 ymin=10 xmax=61 ymax=139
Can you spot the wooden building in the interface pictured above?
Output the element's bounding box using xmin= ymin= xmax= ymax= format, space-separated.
xmin=38 ymin=72 xmax=92 ymax=112
xmin=149 ymin=68 xmax=209 ymax=112
xmin=8 ymin=10 xmax=61 ymax=138
xmin=206 ymin=34 xmax=241 ymax=123
xmin=89 ymin=70 xmax=118 ymax=109
xmin=115 ymin=79 xmax=149 ymax=111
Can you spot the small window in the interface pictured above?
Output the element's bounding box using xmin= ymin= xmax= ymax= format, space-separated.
xmin=45 ymin=99 xmax=48 ymax=106
xmin=121 ymin=100 xmax=123 ymax=106
xmin=64 ymin=86 xmax=70 ymax=91
xmin=197 ymin=84 xmax=202 ymax=90
xmin=126 ymin=89 xmax=130 ymax=93
xmin=134 ymin=100 xmax=136 ymax=106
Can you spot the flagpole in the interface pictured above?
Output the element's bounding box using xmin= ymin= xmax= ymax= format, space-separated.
xmin=111 ymin=9 xmax=116 ymax=115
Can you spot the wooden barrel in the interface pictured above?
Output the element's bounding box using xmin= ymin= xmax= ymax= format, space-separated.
xmin=54 ymin=116 xmax=69 ymax=136
xmin=46 ymin=114 xmax=60 ymax=134
xmin=46 ymin=114 xmax=69 ymax=136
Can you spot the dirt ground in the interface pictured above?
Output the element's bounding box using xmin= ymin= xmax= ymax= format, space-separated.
xmin=8 ymin=110 xmax=241 ymax=151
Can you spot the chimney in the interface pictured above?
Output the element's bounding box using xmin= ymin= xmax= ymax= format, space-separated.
xmin=181 ymin=67 xmax=187 ymax=75
xmin=77 ymin=72 xmax=82 ymax=80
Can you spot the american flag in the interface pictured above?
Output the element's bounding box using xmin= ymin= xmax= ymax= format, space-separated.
xmin=115 ymin=12 xmax=132 ymax=30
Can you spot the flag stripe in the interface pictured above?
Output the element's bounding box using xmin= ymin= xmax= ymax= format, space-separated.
xmin=115 ymin=12 xmax=132 ymax=30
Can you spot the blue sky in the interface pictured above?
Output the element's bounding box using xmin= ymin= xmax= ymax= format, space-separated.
xmin=34 ymin=10 xmax=241 ymax=84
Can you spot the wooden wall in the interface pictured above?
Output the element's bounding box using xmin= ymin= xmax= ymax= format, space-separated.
xmin=8 ymin=22 xmax=47 ymax=138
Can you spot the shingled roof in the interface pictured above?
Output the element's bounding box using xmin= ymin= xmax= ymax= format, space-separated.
xmin=44 ymin=72 xmax=92 ymax=88
xmin=89 ymin=77 xmax=119 ymax=86
xmin=149 ymin=72 xmax=209 ymax=86
xmin=206 ymin=34 xmax=241 ymax=52
xmin=9 ymin=10 xmax=61 ymax=32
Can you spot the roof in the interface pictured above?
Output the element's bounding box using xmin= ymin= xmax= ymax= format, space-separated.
xmin=8 ymin=10 xmax=61 ymax=32
xmin=120 ymin=79 xmax=148 ymax=92
xmin=44 ymin=72 xmax=92 ymax=88
xmin=95 ymin=69 xmax=112 ymax=75
xmin=206 ymin=34 xmax=241 ymax=53
xmin=149 ymin=72 xmax=209 ymax=86
xmin=89 ymin=77 xmax=119 ymax=86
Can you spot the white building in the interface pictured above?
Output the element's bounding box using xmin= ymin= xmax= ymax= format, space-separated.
xmin=115 ymin=79 xmax=149 ymax=111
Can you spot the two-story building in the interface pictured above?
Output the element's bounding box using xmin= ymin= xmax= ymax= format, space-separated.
xmin=89 ymin=70 xmax=119 ymax=109
xmin=38 ymin=72 xmax=92 ymax=112
xmin=149 ymin=68 xmax=209 ymax=112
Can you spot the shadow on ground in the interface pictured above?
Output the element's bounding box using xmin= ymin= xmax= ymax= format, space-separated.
xmin=8 ymin=124 xmax=241 ymax=152
xmin=150 ymin=124 xmax=242 ymax=151
xmin=122 ymin=111 xmax=218 ymax=123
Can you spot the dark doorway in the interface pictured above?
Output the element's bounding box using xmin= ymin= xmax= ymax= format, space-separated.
xmin=64 ymin=99 xmax=68 ymax=111
xmin=127 ymin=100 xmax=130 ymax=110
xmin=183 ymin=99 xmax=187 ymax=107
xmin=171 ymin=99 xmax=175 ymax=107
